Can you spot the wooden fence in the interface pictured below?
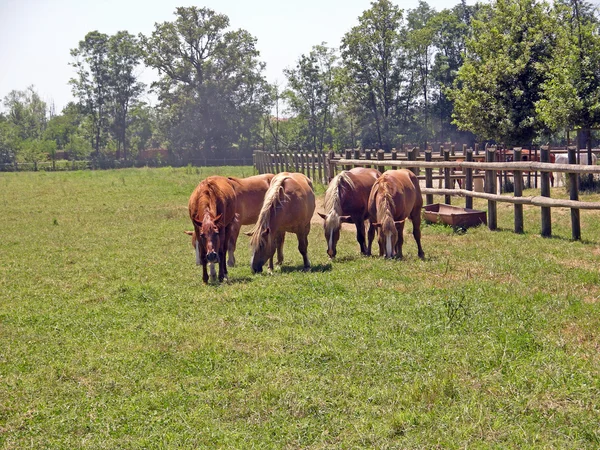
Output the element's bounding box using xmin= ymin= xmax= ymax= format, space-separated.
xmin=331 ymin=147 xmax=600 ymax=240
xmin=254 ymin=147 xmax=600 ymax=240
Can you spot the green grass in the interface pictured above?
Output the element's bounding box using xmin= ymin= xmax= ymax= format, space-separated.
xmin=1 ymin=166 xmax=600 ymax=448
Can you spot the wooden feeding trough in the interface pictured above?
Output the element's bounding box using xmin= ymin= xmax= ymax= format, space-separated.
xmin=424 ymin=203 xmax=487 ymax=229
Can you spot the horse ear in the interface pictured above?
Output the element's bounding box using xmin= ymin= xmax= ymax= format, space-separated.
xmin=371 ymin=222 xmax=381 ymax=228
xmin=183 ymin=230 xmax=194 ymax=236
xmin=394 ymin=219 xmax=406 ymax=225
xmin=262 ymin=227 xmax=270 ymax=236
xmin=340 ymin=215 xmax=353 ymax=223
xmin=245 ymin=231 xmax=253 ymax=237
xmin=213 ymin=213 xmax=222 ymax=223
xmin=192 ymin=218 xmax=202 ymax=228
xmin=317 ymin=212 xmax=327 ymax=220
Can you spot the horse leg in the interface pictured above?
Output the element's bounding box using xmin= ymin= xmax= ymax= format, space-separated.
xmin=276 ymin=231 xmax=285 ymax=266
xmin=367 ymin=221 xmax=375 ymax=256
xmin=395 ymin=221 xmax=405 ymax=259
xmin=298 ymin=226 xmax=311 ymax=270
xmin=354 ymin=218 xmax=367 ymax=255
xmin=219 ymin=226 xmax=232 ymax=282
xmin=201 ymin=259 xmax=209 ymax=284
xmin=227 ymin=214 xmax=241 ymax=267
xmin=411 ymin=208 xmax=425 ymax=260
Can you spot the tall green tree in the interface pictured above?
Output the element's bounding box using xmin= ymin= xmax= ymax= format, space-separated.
xmin=341 ymin=0 xmax=404 ymax=150
xmin=107 ymin=31 xmax=145 ymax=159
xmin=70 ymin=31 xmax=111 ymax=156
xmin=537 ymin=0 xmax=600 ymax=163
xmin=450 ymin=0 xmax=557 ymax=146
xmin=429 ymin=0 xmax=476 ymax=142
xmin=284 ymin=44 xmax=338 ymax=152
xmin=405 ymin=1 xmax=436 ymax=144
xmin=140 ymin=7 xmax=269 ymax=159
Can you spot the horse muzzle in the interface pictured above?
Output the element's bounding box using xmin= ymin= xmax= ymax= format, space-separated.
xmin=327 ymin=248 xmax=336 ymax=258
xmin=206 ymin=251 xmax=219 ymax=263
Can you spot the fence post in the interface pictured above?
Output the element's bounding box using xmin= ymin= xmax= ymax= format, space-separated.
xmin=444 ymin=148 xmax=451 ymax=205
xmin=534 ymin=147 xmax=539 ymax=189
xmin=425 ymin=149 xmax=433 ymax=206
xmin=486 ymin=147 xmax=497 ymax=230
xmin=344 ymin=149 xmax=352 ymax=171
xmin=514 ymin=148 xmax=524 ymax=233
xmin=462 ymin=144 xmax=467 ymax=156
xmin=376 ymin=149 xmax=385 ymax=173
xmin=353 ymin=148 xmax=361 ymax=168
xmin=311 ymin=153 xmax=317 ymax=181
xmin=568 ymin=146 xmax=581 ymax=241
xmin=327 ymin=150 xmax=336 ymax=182
xmin=391 ymin=148 xmax=398 ymax=170
xmin=465 ymin=148 xmax=473 ymax=210
xmin=540 ymin=146 xmax=552 ymax=237
xmin=365 ymin=149 xmax=372 ymax=168
xmin=450 ymin=144 xmax=455 ymax=157
xmin=408 ymin=147 xmax=417 ymax=175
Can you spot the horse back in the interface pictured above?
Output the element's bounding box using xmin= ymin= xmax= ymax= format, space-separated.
xmin=345 ymin=168 xmax=381 ymax=217
xmin=370 ymin=170 xmax=422 ymax=221
xmin=276 ymin=172 xmax=315 ymax=232
xmin=228 ymin=174 xmax=275 ymax=225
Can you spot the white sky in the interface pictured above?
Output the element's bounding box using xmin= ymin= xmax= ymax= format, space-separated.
xmin=1 ymin=0 xmax=476 ymax=113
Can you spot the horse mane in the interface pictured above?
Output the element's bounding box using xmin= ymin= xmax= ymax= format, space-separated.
xmin=374 ymin=176 xmax=396 ymax=233
xmin=249 ymin=175 xmax=289 ymax=249
xmin=324 ymin=170 xmax=354 ymax=217
xmin=193 ymin=179 xmax=225 ymax=225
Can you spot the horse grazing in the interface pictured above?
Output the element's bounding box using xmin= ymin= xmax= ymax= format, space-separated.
xmin=248 ymin=172 xmax=315 ymax=273
xmin=318 ymin=167 xmax=381 ymax=258
xmin=368 ymin=169 xmax=425 ymax=259
xmin=187 ymin=176 xmax=237 ymax=283
xmin=226 ymin=173 xmax=275 ymax=267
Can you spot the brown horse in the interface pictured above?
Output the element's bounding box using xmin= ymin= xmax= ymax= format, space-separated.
xmin=226 ymin=173 xmax=275 ymax=267
xmin=248 ymin=172 xmax=315 ymax=273
xmin=187 ymin=176 xmax=237 ymax=283
xmin=318 ymin=167 xmax=381 ymax=258
xmin=368 ymin=169 xmax=424 ymax=259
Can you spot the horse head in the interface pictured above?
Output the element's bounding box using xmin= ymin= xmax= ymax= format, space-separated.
xmin=247 ymin=226 xmax=274 ymax=273
xmin=318 ymin=212 xmax=352 ymax=258
xmin=192 ymin=212 xmax=222 ymax=265
xmin=372 ymin=214 xmax=402 ymax=258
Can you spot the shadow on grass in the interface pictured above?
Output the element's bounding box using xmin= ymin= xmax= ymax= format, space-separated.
xmin=280 ymin=263 xmax=333 ymax=273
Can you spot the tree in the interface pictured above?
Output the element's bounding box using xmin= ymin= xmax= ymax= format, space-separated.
xmin=429 ymin=0 xmax=476 ymax=142
xmin=537 ymin=0 xmax=600 ymax=167
xmin=140 ymin=7 xmax=269 ymax=159
xmin=405 ymin=1 xmax=437 ymax=145
xmin=70 ymin=31 xmax=111 ymax=156
xmin=450 ymin=0 xmax=557 ymax=146
xmin=107 ymin=31 xmax=145 ymax=159
xmin=284 ymin=44 xmax=338 ymax=152
xmin=341 ymin=0 xmax=405 ymax=150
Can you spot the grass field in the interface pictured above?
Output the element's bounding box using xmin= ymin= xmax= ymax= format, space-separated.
xmin=1 ymin=166 xmax=600 ymax=448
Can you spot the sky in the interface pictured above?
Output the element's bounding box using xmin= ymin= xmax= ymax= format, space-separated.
xmin=1 ymin=0 xmax=474 ymax=113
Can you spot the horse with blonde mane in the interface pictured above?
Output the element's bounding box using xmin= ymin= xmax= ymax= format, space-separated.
xmin=318 ymin=167 xmax=381 ymax=258
xmin=226 ymin=173 xmax=275 ymax=266
xmin=187 ymin=176 xmax=237 ymax=283
xmin=368 ymin=169 xmax=424 ymax=259
xmin=248 ymin=172 xmax=315 ymax=273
